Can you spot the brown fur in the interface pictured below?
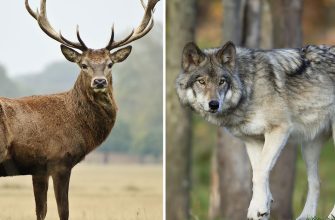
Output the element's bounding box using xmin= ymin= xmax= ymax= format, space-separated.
xmin=0 ymin=49 xmax=121 ymax=220
xmin=0 ymin=71 xmax=117 ymax=176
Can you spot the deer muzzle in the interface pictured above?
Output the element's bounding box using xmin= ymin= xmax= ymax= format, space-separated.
xmin=91 ymin=77 xmax=108 ymax=92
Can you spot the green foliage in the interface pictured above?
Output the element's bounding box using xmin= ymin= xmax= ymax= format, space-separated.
xmin=16 ymin=62 xmax=78 ymax=95
xmin=100 ymin=120 xmax=133 ymax=153
xmin=0 ymin=65 xmax=28 ymax=98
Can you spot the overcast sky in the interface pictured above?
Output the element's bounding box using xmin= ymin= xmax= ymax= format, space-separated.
xmin=0 ymin=0 xmax=163 ymax=76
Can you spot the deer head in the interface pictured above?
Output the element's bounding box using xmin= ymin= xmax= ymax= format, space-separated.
xmin=25 ymin=0 xmax=159 ymax=93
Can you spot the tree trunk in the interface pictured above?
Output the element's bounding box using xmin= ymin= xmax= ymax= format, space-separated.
xmin=212 ymin=0 xmax=302 ymax=219
xmin=210 ymin=1 xmax=253 ymax=220
xmin=269 ymin=0 xmax=303 ymax=48
xmin=217 ymin=128 xmax=251 ymax=219
xmin=269 ymin=1 xmax=302 ymax=219
xmin=166 ymin=1 xmax=197 ymax=220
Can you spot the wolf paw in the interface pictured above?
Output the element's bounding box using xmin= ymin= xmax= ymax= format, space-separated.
xmin=247 ymin=195 xmax=272 ymax=220
xmin=247 ymin=210 xmax=269 ymax=220
xmin=247 ymin=202 xmax=270 ymax=220
xmin=296 ymin=215 xmax=315 ymax=220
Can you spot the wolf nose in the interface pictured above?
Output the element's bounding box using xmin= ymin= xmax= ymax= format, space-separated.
xmin=93 ymin=78 xmax=107 ymax=88
xmin=209 ymin=100 xmax=219 ymax=110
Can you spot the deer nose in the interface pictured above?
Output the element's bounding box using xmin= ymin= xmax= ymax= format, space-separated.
xmin=93 ymin=78 xmax=107 ymax=89
xmin=209 ymin=100 xmax=219 ymax=110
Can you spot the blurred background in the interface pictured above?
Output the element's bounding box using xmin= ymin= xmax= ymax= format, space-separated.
xmin=0 ymin=0 xmax=163 ymax=219
xmin=167 ymin=0 xmax=335 ymax=220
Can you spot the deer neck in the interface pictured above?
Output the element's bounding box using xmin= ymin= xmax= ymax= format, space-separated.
xmin=70 ymin=72 xmax=117 ymax=151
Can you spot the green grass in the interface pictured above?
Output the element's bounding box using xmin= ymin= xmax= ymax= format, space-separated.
xmin=191 ymin=120 xmax=335 ymax=220
xmin=191 ymin=118 xmax=216 ymax=220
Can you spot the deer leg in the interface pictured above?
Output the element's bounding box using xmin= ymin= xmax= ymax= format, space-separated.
xmin=52 ymin=169 xmax=71 ymax=220
xmin=32 ymin=175 xmax=49 ymax=220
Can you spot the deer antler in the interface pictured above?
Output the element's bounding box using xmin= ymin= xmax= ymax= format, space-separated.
xmin=105 ymin=0 xmax=159 ymax=51
xmin=25 ymin=0 xmax=88 ymax=51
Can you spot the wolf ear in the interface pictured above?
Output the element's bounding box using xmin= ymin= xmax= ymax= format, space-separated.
xmin=217 ymin=41 xmax=236 ymax=70
xmin=182 ymin=42 xmax=206 ymax=72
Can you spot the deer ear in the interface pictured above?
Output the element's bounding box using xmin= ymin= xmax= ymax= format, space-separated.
xmin=110 ymin=46 xmax=132 ymax=63
xmin=61 ymin=45 xmax=82 ymax=63
xmin=182 ymin=42 xmax=206 ymax=72
xmin=217 ymin=41 xmax=236 ymax=69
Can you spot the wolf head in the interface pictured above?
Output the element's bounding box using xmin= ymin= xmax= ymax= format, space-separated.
xmin=176 ymin=41 xmax=244 ymax=122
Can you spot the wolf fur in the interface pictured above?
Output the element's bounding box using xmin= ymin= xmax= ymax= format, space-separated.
xmin=176 ymin=41 xmax=335 ymax=220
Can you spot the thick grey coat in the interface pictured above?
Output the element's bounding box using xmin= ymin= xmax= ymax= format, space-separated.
xmin=176 ymin=42 xmax=335 ymax=220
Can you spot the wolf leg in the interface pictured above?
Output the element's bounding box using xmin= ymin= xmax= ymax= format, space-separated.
xmin=247 ymin=126 xmax=290 ymax=220
xmin=245 ymin=140 xmax=273 ymax=204
xmin=296 ymin=138 xmax=323 ymax=220
xmin=328 ymin=205 xmax=335 ymax=219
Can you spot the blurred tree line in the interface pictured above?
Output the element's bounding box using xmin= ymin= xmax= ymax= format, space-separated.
xmin=167 ymin=0 xmax=335 ymax=220
xmin=0 ymin=24 xmax=163 ymax=159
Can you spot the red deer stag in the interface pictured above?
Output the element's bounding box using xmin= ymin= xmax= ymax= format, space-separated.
xmin=0 ymin=0 xmax=159 ymax=219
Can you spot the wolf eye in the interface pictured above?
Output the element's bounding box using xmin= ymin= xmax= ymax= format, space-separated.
xmin=107 ymin=63 xmax=113 ymax=69
xmin=198 ymin=79 xmax=206 ymax=85
xmin=81 ymin=64 xmax=88 ymax=70
xmin=219 ymin=79 xmax=225 ymax=85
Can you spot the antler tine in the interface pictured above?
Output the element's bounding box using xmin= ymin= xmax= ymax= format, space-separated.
xmin=25 ymin=0 xmax=87 ymax=51
xmin=25 ymin=0 xmax=38 ymax=19
xmin=76 ymin=25 xmax=88 ymax=50
xmin=105 ymin=0 xmax=159 ymax=51
xmin=140 ymin=0 xmax=146 ymax=9
xmin=105 ymin=25 xmax=115 ymax=51
xmin=105 ymin=25 xmax=135 ymax=51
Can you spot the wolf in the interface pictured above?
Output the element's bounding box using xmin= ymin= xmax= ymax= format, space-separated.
xmin=175 ymin=41 xmax=335 ymax=220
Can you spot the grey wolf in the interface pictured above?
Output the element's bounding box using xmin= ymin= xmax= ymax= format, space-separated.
xmin=176 ymin=41 xmax=335 ymax=220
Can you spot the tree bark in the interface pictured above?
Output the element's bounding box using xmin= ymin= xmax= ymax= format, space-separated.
xmin=217 ymin=128 xmax=251 ymax=219
xmin=212 ymin=0 xmax=302 ymax=219
xmin=268 ymin=1 xmax=302 ymax=219
xmin=210 ymin=1 xmax=253 ymax=220
xmin=166 ymin=1 xmax=197 ymax=220
xmin=269 ymin=0 xmax=303 ymax=48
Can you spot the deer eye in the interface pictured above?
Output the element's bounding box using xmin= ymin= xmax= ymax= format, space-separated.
xmin=81 ymin=64 xmax=88 ymax=70
xmin=219 ymin=79 xmax=225 ymax=85
xmin=198 ymin=79 xmax=206 ymax=85
xmin=107 ymin=63 xmax=113 ymax=69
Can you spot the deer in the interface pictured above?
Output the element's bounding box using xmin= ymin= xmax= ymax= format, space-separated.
xmin=0 ymin=0 xmax=159 ymax=219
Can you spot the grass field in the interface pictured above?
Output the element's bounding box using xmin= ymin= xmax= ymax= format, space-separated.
xmin=0 ymin=164 xmax=162 ymax=220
